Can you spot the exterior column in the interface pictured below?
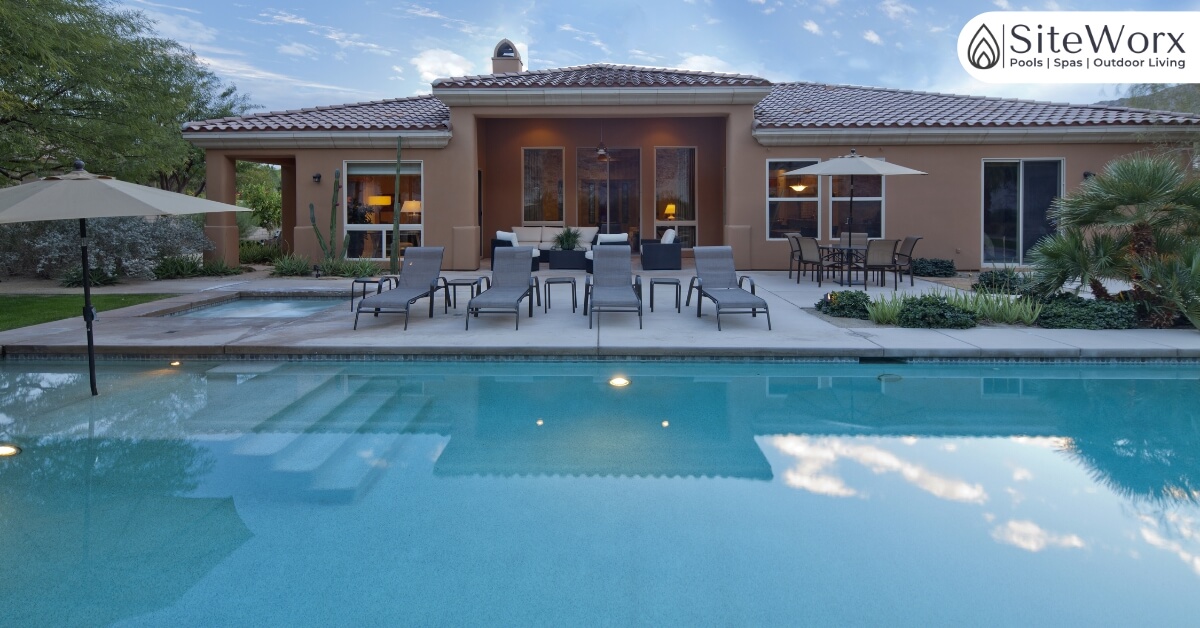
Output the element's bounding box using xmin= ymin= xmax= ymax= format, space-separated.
xmin=203 ymin=154 xmax=239 ymax=266
xmin=279 ymin=162 xmax=296 ymax=254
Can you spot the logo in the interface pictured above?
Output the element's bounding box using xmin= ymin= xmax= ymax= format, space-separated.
xmin=958 ymin=12 xmax=1199 ymax=83
xmin=967 ymin=24 xmax=1000 ymax=70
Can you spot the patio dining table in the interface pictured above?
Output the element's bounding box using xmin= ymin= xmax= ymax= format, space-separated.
xmin=820 ymin=243 xmax=867 ymax=287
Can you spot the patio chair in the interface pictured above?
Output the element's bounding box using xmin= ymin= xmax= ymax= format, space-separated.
xmin=862 ymin=239 xmax=900 ymax=291
xmin=640 ymin=228 xmax=682 ymax=271
xmin=895 ymin=236 xmax=923 ymax=286
xmin=491 ymin=230 xmax=540 ymax=271
xmin=584 ymin=245 xmax=642 ymax=329
xmin=353 ymin=247 xmax=448 ymax=330
xmin=688 ymin=246 xmax=771 ymax=331
xmin=790 ymin=234 xmax=836 ymax=286
xmin=466 ymin=246 xmax=538 ymax=329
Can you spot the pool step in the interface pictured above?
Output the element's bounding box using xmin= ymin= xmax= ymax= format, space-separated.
xmin=269 ymin=386 xmax=413 ymax=472
xmin=188 ymin=364 xmax=345 ymax=433
xmin=231 ymin=377 xmax=371 ymax=456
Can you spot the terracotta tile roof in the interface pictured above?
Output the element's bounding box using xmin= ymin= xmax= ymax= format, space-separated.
xmin=182 ymin=95 xmax=449 ymax=132
xmin=755 ymin=82 xmax=1200 ymax=129
xmin=432 ymin=63 xmax=771 ymax=89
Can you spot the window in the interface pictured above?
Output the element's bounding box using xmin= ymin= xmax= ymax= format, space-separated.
xmin=654 ymin=147 xmax=697 ymax=248
xmin=982 ymin=159 xmax=1063 ymax=264
xmin=577 ymin=148 xmax=640 ymax=239
xmin=344 ymin=161 xmax=422 ymax=261
xmin=766 ymin=160 xmax=819 ymax=239
xmin=523 ymin=148 xmax=564 ymax=223
xmin=831 ymin=174 xmax=883 ymax=238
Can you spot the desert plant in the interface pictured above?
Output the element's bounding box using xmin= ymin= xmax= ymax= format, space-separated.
xmin=319 ymin=258 xmax=381 ymax=278
xmin=866 ymin=292 xmax=906 ymax=325
xmin=270 ymin=253 xmax=313 ymax=277
xmin=814 ymin=290 xmax=871 ymax=319
xmin=200 ymin=259 xmax=242 ymax=277
xmin=896 ymin=293 xmax=977 ymax=328
xmin=1036 ymin=293 xmax=1139 ymax=329
xmin=911 ymin=258 xmax=956 ymax=277
xmin=1029 ymin=153 xmax=1200 ymax=328
xmin=154 ymin=255 xmax=204 ymax=279
xmin=553 ymin=227 xmax=583 ymax=250
xmin=308 ymin=168 xmax=348 ymax=266
xmin=240 ymin=240 xmax=282 ymax=265
xmin=59 ymin=267 xmax=119 ymax=287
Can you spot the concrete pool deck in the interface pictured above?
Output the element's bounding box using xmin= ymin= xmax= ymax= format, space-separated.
xmin=3 ymin=264 xmax=1200 ymax=361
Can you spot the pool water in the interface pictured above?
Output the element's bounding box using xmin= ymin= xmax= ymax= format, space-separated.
xmin=1 ymin=360 xmax=1198 ymax=626
xmin=172 ymin=297 xmax=342 ymax=318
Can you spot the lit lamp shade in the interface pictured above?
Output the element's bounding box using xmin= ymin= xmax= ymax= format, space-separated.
xmin=663 ymin=203 xmax=676 ymax=220
xmin=400 ymin=200 xmax=422 ymax=214
xmin=366 ymin=195 xmax=392 ymax=206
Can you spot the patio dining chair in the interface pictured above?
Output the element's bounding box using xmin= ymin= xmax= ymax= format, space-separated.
xmin=352 ymin=247 xmax=448 ymax=330
xmin=466 ymin=246 xmax=538 ymax=329
xmin=584 ymin=245 xmax=642 ymax=329
xmin=790 ymin=235 xmax=836 ymax=286
xmin=687 ymin=246 xmax=771 ymax=330
xmin=862 ymin=239 xmax=900 ymax=291
xmin=895 ymin=236 xmax=923 ymax=286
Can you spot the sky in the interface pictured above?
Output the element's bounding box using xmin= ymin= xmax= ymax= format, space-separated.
xmin=126 ymin=0 xmax=1200 ymax=115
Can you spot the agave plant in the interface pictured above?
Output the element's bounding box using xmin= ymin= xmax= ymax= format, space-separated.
xmin=1029 ymin=153 xmax=1200 ymax=328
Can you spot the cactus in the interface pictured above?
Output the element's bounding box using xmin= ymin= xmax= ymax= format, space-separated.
xmin=309 ymin=168 xmax=349 ymax=264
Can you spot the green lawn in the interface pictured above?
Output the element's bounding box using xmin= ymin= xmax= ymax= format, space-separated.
xmin=0 ymin=294 xmax=175 ymax=332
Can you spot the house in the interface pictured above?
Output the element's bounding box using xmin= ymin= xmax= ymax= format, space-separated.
xmin=183 ymin=39 xmax=1200 ymax=271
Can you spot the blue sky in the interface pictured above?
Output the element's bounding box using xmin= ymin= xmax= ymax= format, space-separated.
xmin=128 ymin=0 xmax=1200 ymax=114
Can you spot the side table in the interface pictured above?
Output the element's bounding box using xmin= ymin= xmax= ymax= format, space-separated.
xmin=649 ymin=277 xmax=681 ymax=312
xmin=350 ymin=276 xmax=397 ymax=311
xmin=543 ymin=276 xmax=577 ymax=313
xmin=446 ymin=276 xmax=488 ymax=309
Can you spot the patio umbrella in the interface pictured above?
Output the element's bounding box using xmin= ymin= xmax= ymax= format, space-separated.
xmin=786 ymin=149 xmax=926 ymax=236
xmin=0 ymin=160 xmax=247 ymax=395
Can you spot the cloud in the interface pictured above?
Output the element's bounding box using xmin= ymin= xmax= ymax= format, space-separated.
xmin=677 ymin=54 xmax=737 ymax=73
xmin=767 ymin=436 xmax=988 ymax=504
xmin=880 ymin=0 xmax=916 ymax=21
xmin=195 ymin=55 xmax=373 ymax=106
xmin=803 ymin=20 xmax=822 ymax=35
xmin=1012 ymin=467 xmax=1034 ymax=481
xmin=256 ymin=10 xmax=395 ymax=57
xmin=749 ymin=0 xmax=765 ymax=3
xmin=705 ymin=15 xmax=720 ymax=25
xmin=559 ymin=24 xmax=611 ymax=55
xmin=821 ymin=0 xmax=841 ymax=5
xmin=629 ymin=49 xmax=661 ymax=63
xmin=994 ymin=0 xmax=1012 ymax=8
xmin=130 ymin=0 xmax=199 ymax=13
xmin=992 ymin=520 xmax=1085 ymax=552
xmin=277 ymin=43 xmax=318 ymax=58
xmin=864 ymin=30 xmax=883 ymax=45
xmin=411 ymin=49 xmax=475 ymax=83
xmin=140 ymin=7 xmax=217 ymax=44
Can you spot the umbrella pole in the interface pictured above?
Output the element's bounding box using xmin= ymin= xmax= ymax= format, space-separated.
xmin=79 ymin=219 xmax=98 ymax=396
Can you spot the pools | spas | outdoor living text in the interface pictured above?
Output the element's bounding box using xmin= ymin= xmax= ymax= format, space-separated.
xmin=1 ymin=359 xmax=1197 ymax=625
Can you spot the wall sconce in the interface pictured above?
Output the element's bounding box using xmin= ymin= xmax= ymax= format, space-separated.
xmin=312 ymin=173 xmax=322 ymax=183
xmin=1083 ymin=171 xmax=1095 ymax=180
xmin=664 ymin=203 xmax=676 ymax=221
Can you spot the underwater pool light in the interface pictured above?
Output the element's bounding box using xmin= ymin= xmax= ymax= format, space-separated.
xmin=609 ymin=376 xmax=630 ymax=387
xmin=0 ymin=443 xmax=22 ymax=457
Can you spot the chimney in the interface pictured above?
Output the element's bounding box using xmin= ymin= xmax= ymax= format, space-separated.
xmin=491 ymin=39 xmax=523 ymax=74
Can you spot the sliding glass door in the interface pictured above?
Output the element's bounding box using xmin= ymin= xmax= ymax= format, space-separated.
xmin=982 ymin=159 xmax=1062 ymax=264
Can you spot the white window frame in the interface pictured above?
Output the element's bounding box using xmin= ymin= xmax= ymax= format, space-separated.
xmin=829 ymin=171 xmax=885 ymax=240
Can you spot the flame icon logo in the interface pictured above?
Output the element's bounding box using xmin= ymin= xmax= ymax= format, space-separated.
xmin=968 ymin=24 xmax=1000 ymax=70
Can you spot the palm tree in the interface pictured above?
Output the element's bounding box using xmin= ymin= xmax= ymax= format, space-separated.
xmin=1029 ymin=153 xmax=1200 ymax=327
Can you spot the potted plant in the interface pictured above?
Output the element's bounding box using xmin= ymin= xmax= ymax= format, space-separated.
xmin=553 ymin=227 xmax=583 ymax=251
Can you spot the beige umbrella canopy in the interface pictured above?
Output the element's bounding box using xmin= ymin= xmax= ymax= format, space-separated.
xmin=786 ymin=149 xmax=926 ymax=235
xmin=0 ymin=161 xmax=247 ymax=395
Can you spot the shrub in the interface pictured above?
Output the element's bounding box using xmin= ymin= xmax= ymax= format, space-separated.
xmin=271 ymin=253 xmax=314 ymax=277
xmin=814 ymin=290 xmax=871 ymax=319
xmin=972 ymin=268 xmax=1032 ymax=294
xmin=867 ymin=292 xmax=906 ymax=325
xmin=897 ymin=293 xmax=977 ymax=329
xmin=59 ymin=267 xmax=119 ymax=287
xmin=1036 ymin=293 xmax=1139 ymax=329
xmin=240 ymin=240 xmax=282 ymax=265
xmin=911 ymin=258 xmax=956 ymax=277
xmin=0 ymin=216 xmax=210 ymax=280
xmin=319 ymin=258 xmax=382 ymax=278
xmin=154 ymin=255 xmax=204 ymax=279
xmin=200 ymin=259 xmax=243 ymax=277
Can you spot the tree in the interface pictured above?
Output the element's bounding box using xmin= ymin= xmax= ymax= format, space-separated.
xmin=236 ymin=163 xmax=282 ymax=229
xmin=0 ymin=0 xmax=251 ymax=187
xmin=1029 ymin=154 xmax=1200 ymax=327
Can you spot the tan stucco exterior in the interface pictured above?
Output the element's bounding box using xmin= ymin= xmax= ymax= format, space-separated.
xmin=196 ymin=96 xmax=1171 ymax=272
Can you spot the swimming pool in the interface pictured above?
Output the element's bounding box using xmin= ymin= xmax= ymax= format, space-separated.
xmin=1 ymin=359 xmax=1197 ymax=625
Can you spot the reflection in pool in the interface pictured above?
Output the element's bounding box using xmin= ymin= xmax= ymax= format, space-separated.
xmin=1 ymin=360 xmax=1198 ymax=625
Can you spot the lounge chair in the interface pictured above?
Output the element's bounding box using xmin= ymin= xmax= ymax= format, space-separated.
xmin=584 ymin=245 xmax=642 ymax=329
xmin=466 ymin=246 xmax=538 ymax=329
xmin=688 ymin=246 xmax=771 ymax=330
xmin=353 ymin=247 xmax=447 ymax=330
